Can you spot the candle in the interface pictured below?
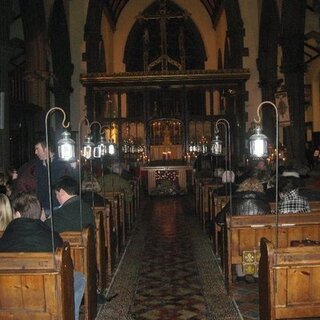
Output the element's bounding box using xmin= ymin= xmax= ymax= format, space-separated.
xmin=167 ymin=151 xmax=171 ymax=160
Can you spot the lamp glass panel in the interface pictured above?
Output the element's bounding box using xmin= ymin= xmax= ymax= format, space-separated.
xmin=93 ymin=146 xmax=101 ymax=158
xmin=211 ymin=136 xmax=222 ymax=155
xmin=82 ymin=136 xmax=94 ymax=159
xmin=108 ymin=141 xmax=116 ymax=155
xmin=95 ymin=136 xmax=107 ymax=157
xmin=249 ymin=129 xmax=268 ymax=157
xmin=57 ymin=130 xmax=75 ymax=161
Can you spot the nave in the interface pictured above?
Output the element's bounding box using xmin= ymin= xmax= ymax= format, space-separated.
xmin=95 ymin=195 xmax=255 ymax=320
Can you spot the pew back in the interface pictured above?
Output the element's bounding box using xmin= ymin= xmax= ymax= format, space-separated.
xmin=0 ymin=243 xmax=74 ymax=320
xmin=94 ymin=210 xmax=107 ymax=291
xmin=60 ymin=226 xmax=97 ymax=320
xmin=224 ymin=212 xmax=320 ymax=290
xmin=270 ymin=200 xmax=320 ymax=211
xmin=259 ymin=237 xmax=320 ymax=320
xmin=103 ymin=191 xmax=126 ymax=251
xmin=93 ymin=204 xmax=115 ymax=276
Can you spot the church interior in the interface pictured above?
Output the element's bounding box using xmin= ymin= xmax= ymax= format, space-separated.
xmin=1 ymin=0 xmax=320 ymax=319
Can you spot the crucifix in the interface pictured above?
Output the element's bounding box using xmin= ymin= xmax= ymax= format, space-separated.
xmin=137 ymin=0 xmax=190 ymax=71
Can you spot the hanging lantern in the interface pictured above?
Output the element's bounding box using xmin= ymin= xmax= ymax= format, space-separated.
xmin=211 ymin=134 xmax=222 ymax=155
xmin=108 ymin=139 xmax=116 ymax=156
xmin=249 ymin=125 xmax=268 ymax=158
xmin=94 ymin=135 xmax=107 ymax=158
xmin=188 ymin=141 xmax=194 ymax=153
xmin=57 ymin=130 xmax=75 ymax=161
xmin=82 ymin=135 xmax=95 ymax=159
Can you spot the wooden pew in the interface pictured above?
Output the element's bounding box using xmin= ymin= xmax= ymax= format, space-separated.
xmin=224 ymin=211 xmax=320 ymax=291
xmin=196 ymin=178 xmax=223 ymax=231
xmin=93 ymin=203 xmax=116 ymax=276
xmin=93 ymin=210 xmax=107 ymax=292
xmin=270 ymin=200 xmax=320 ymax=212
xmin=208 ymin=192 xmax=229 ymax=255
xmin=60 ymin=226 xmax=97 ymax=320
xmin=259 ymin=237 xmax=320 ymax=320
xmin=129 ymin=178 xmax=140 ymax=229
xmin=102 ymin=191 xmax=126 ymax=252
xmin=0 ymin=243 xmax=74 ymax=319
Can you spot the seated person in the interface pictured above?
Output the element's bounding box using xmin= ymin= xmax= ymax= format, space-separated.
xmin=100 ymin=164 xmax=133 ymax=203
xmin=49 ymin=175 xmax=107 ymax=303
xmin=46 ymin=175 xmax=94 ymax=233
xmin=0 ymin=192 xmax=85 ymax=320
xmin=216 ymin=177 xmax=270 ymax=282
xmin=216 ymin=177 xmax=271 ymax=225
xmin=278 ymin=176 xmax=311 ymax=214
xmin=0 ymin=194 xmax=13 ymax=231
xmin=81 ymin=174 xmax=105 ymax=207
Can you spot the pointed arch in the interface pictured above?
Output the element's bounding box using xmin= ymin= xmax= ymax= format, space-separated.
xmin=257 ymin=0 xmax=280 ymax=143
xmin=224 ymin=0 xmax=244 ymax=68
xmin=123 ymin=0 xmax=206 ymax=72
xmin=48 ymin=0 xmax=73 ymax=116
xmin=85 ymin=0 xmax=105 ymax=73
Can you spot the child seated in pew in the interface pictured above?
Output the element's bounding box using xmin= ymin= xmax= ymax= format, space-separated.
xmin=278 ymin=176 xmax=311 ymax=214
xmin=0 ymin=192 xmax=85 ymax=320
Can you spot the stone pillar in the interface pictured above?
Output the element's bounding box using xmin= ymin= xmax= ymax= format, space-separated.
xmin=0 ymin=0 xmax=13 ymax=171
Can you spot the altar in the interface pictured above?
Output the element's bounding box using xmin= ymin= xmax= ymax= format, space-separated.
xmin=140 ymin=164 xmax=193 ymax=195
xmin=150 ymin=145 xmax=183 ymax=161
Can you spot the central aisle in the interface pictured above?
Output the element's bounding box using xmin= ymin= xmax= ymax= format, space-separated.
xmin=97 ymin=196 xmax=241 ymax=319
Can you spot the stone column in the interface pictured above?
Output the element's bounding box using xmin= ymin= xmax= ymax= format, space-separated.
xmin=0 ymin=0 xmax=13 ymax=171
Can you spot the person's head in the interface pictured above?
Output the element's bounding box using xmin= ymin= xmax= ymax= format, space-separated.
xmin=0 ymin=194 xmax=13 ymax=230
xmin=11 ymin=192 xmax=42 ymax=219
xmin=34 ymin=138 xmax=54 ymax=161
xmin=237 ymin=177 xmax=264 ymax=193
xmin=53 ymin=175 xmax=79 ymax=205
xmin=278 ymin=177 xmax=302 ymax=198
xmin=110 ymin=163 xmax=122 ymax=175
xmin=256 ymin=160 xmax=266 ymax=171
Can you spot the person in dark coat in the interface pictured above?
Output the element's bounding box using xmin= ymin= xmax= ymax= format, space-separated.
xmin=0 ymin=192 xmax=62 ymax=251
xmin=216 ymin=177 xmax=271 ymax=225
xmin=0 ymin=191 xmax=85 ymax=320
xmin=46 ymin=175 xmax=94 ymax=233
xmin=34 ymin=138 xmax=77 ymax=217
xmin=215 ymin=177 xmax=271 ymax=281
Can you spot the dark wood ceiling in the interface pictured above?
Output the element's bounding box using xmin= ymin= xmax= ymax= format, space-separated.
xmin=103 ymin=0 xmax=224 ymax=28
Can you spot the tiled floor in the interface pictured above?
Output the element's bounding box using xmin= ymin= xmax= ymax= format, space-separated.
xmin=97 ymin=195 xmax=259 ymax=319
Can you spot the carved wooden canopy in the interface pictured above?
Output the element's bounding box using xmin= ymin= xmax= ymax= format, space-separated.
xmin=80 ymin=69 xmax=250 ymax=91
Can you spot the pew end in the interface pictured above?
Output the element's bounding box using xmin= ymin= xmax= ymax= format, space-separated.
xmin=259 ymin=237 xmax=320 ymax=320
xmin=0 ymin=243 xmax=74 ymax=320
xmin=60 ymin=226 xmax=97 ymax=320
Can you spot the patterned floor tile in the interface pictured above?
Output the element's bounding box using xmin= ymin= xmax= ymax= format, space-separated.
xmin=97 ymin=196 xmax=244 ymax=319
